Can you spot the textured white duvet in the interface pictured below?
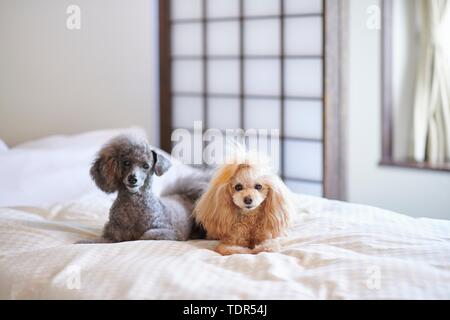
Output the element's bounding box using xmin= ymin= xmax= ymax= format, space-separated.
xmin=1 ymin=128 xmax=449 ymax=299
xmin=0 ymin=192 xmax=449 ymax=300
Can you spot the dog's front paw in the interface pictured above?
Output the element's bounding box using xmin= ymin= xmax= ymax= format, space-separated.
xmin=215 ymin=244 xmax=253 ymax=255
xmin=74 ymin=238 xmax=113 ymax=244
xmin=252 ymin=239 xmax=281 ymax=254
xmin=140 ymin=228 xmax=178 ymax=241
xmin=75 ymin=239 xmax=93 ymax=244
xmin=251 ymin=246 xmax=274 ymax=254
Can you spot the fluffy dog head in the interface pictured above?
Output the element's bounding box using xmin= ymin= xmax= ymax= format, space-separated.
xmin=194 ymin=152 xmax=294 ymax=239
xmin=90 ymin=135 xmax=171 ymax=194
xmin=230 ymin=164 xmax=270 ymax=211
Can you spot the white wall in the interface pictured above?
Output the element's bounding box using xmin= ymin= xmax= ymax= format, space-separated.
xmin=347 ymin=0 xmax=450 ymax=219
xmin=0 ymin=0 xmax=157 ymax=146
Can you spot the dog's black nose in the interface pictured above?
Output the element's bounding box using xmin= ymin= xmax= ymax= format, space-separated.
xmin=243 ymin=196 xmax=253 ymax=205
xmin=128 ymin=175 xmax=137 ymax=185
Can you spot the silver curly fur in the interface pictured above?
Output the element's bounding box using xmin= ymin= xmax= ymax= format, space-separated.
xmin=78 ymin=134 xmax=209 ymax=243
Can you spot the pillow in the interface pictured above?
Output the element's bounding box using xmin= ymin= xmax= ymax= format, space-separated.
xmin=0 ymin=139 xmax=8 ymax=153
xmin=0 ymin=126 xmax=194 ymax=208
xmin=0 ymin=127 xmax=154 ymax=207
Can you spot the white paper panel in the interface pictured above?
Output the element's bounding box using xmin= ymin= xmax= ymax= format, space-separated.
xmin=207 ymin=0 xmax=240 ymax=18
xmin=244 ymin=19 xmax=280 ymax=55
xmin=245 ymin=59 xmax=280 ymax=96
xmin=208 ymin=98 xmax=240 ymax=129
xmin=245 ymin=134 xmax=281 ymax=173
xmin=284 ymin=140 xmax=323 ymax=181
xmin=208 ymin=60 xmax=239 ymax=94
xmin=284 ymin=59 xmax=322 ymax=97
xmin=285 ymin=0 xmax=323 ymax=14
xmin=172 ymin=97 xmax=203 ymax=129
xmin=285 ymin=17 xmax=322 ymax=55
xmin=285 ymin=100 xmax=323 ymax=139
xmin=172 ymin=60 xmax=203 ymax=92
xmin=207 ymin=21 xmax=239 ymax=56
xmin=172 ymin=23 xmax=203 ymax=56
xmin=285 ymin=180 xmax=323 ymax=197
xmin=171 ymin=0 xmax=202 ymax=20
xmin=244 ymin=99 xmax=280 ymax=130
xmin=244 ymin=0 xmax=279 ymax=16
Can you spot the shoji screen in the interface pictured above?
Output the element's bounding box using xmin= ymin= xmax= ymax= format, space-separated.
xmin=161 ymin=0 xmax=325 ymax=197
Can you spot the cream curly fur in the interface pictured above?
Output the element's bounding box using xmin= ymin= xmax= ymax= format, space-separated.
xmin=194 ymin=153 xmax=294 ymax=255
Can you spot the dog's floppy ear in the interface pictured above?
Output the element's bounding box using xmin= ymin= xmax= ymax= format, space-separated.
xmin=262 ymin=176 xmax=294 ymax=237
xmin=90 ymin=138 xmax=124 ymax=193
xmin=151 ymin=150 xmax=171 ymax=176
xmin=194 ymin=183 xmax=236 ymax=240
xmin=193 ymin=163 xmax=240 ymax=239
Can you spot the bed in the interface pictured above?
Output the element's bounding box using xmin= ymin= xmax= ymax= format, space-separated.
xmin=0 ymin=128 xmax=449 ymax=299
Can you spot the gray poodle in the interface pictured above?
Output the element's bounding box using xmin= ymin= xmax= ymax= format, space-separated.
xmin=82 ymin=134 xmax=207 ymax=243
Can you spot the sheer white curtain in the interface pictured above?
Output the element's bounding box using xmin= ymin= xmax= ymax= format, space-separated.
xmin=413 ymin=0 xmax=450 ymax=163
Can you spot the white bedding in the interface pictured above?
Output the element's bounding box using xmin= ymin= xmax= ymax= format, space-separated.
xmin=0 ymin=127 xmax=186 ymax=207
xmin=0 ymin=139 xmax=8 ymax=153
xmin=0 ymin=127 xmax=144 ymax=207
xmin=0 ymin=193 xmax=449 ymax=299
xmin=0 ymin=129 xmax=449 ymax=299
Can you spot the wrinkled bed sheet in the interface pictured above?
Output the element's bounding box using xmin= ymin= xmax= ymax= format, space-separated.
xmin=0 ymin=192 xmax=449 ymax=299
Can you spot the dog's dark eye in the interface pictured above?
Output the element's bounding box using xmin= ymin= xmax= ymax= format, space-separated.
xmin=143 ymin=163 xmax=150 ymax=170
xmin=123 ymin=160 xmax=131 ymax=167
xmin=234 ymin=184 xmax=243 ymax=191
xmin=255 ymin=184 xmax=263 ymax=190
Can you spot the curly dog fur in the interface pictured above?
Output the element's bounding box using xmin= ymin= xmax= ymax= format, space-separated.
xmin=194 ymin=152 xmax=294 ymax=255
xmin=83 ymin=134 xmax=207 ymax=243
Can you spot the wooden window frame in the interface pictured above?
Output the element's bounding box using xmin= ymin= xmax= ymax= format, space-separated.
xmin=159 ymin=0 xmax=347 ymax=200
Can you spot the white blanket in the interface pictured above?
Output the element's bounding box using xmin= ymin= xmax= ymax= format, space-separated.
xmin=0 ymin=192 xmax=449 ymax=300
xmin=1 ymin=129 xmax=449 ymax=299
